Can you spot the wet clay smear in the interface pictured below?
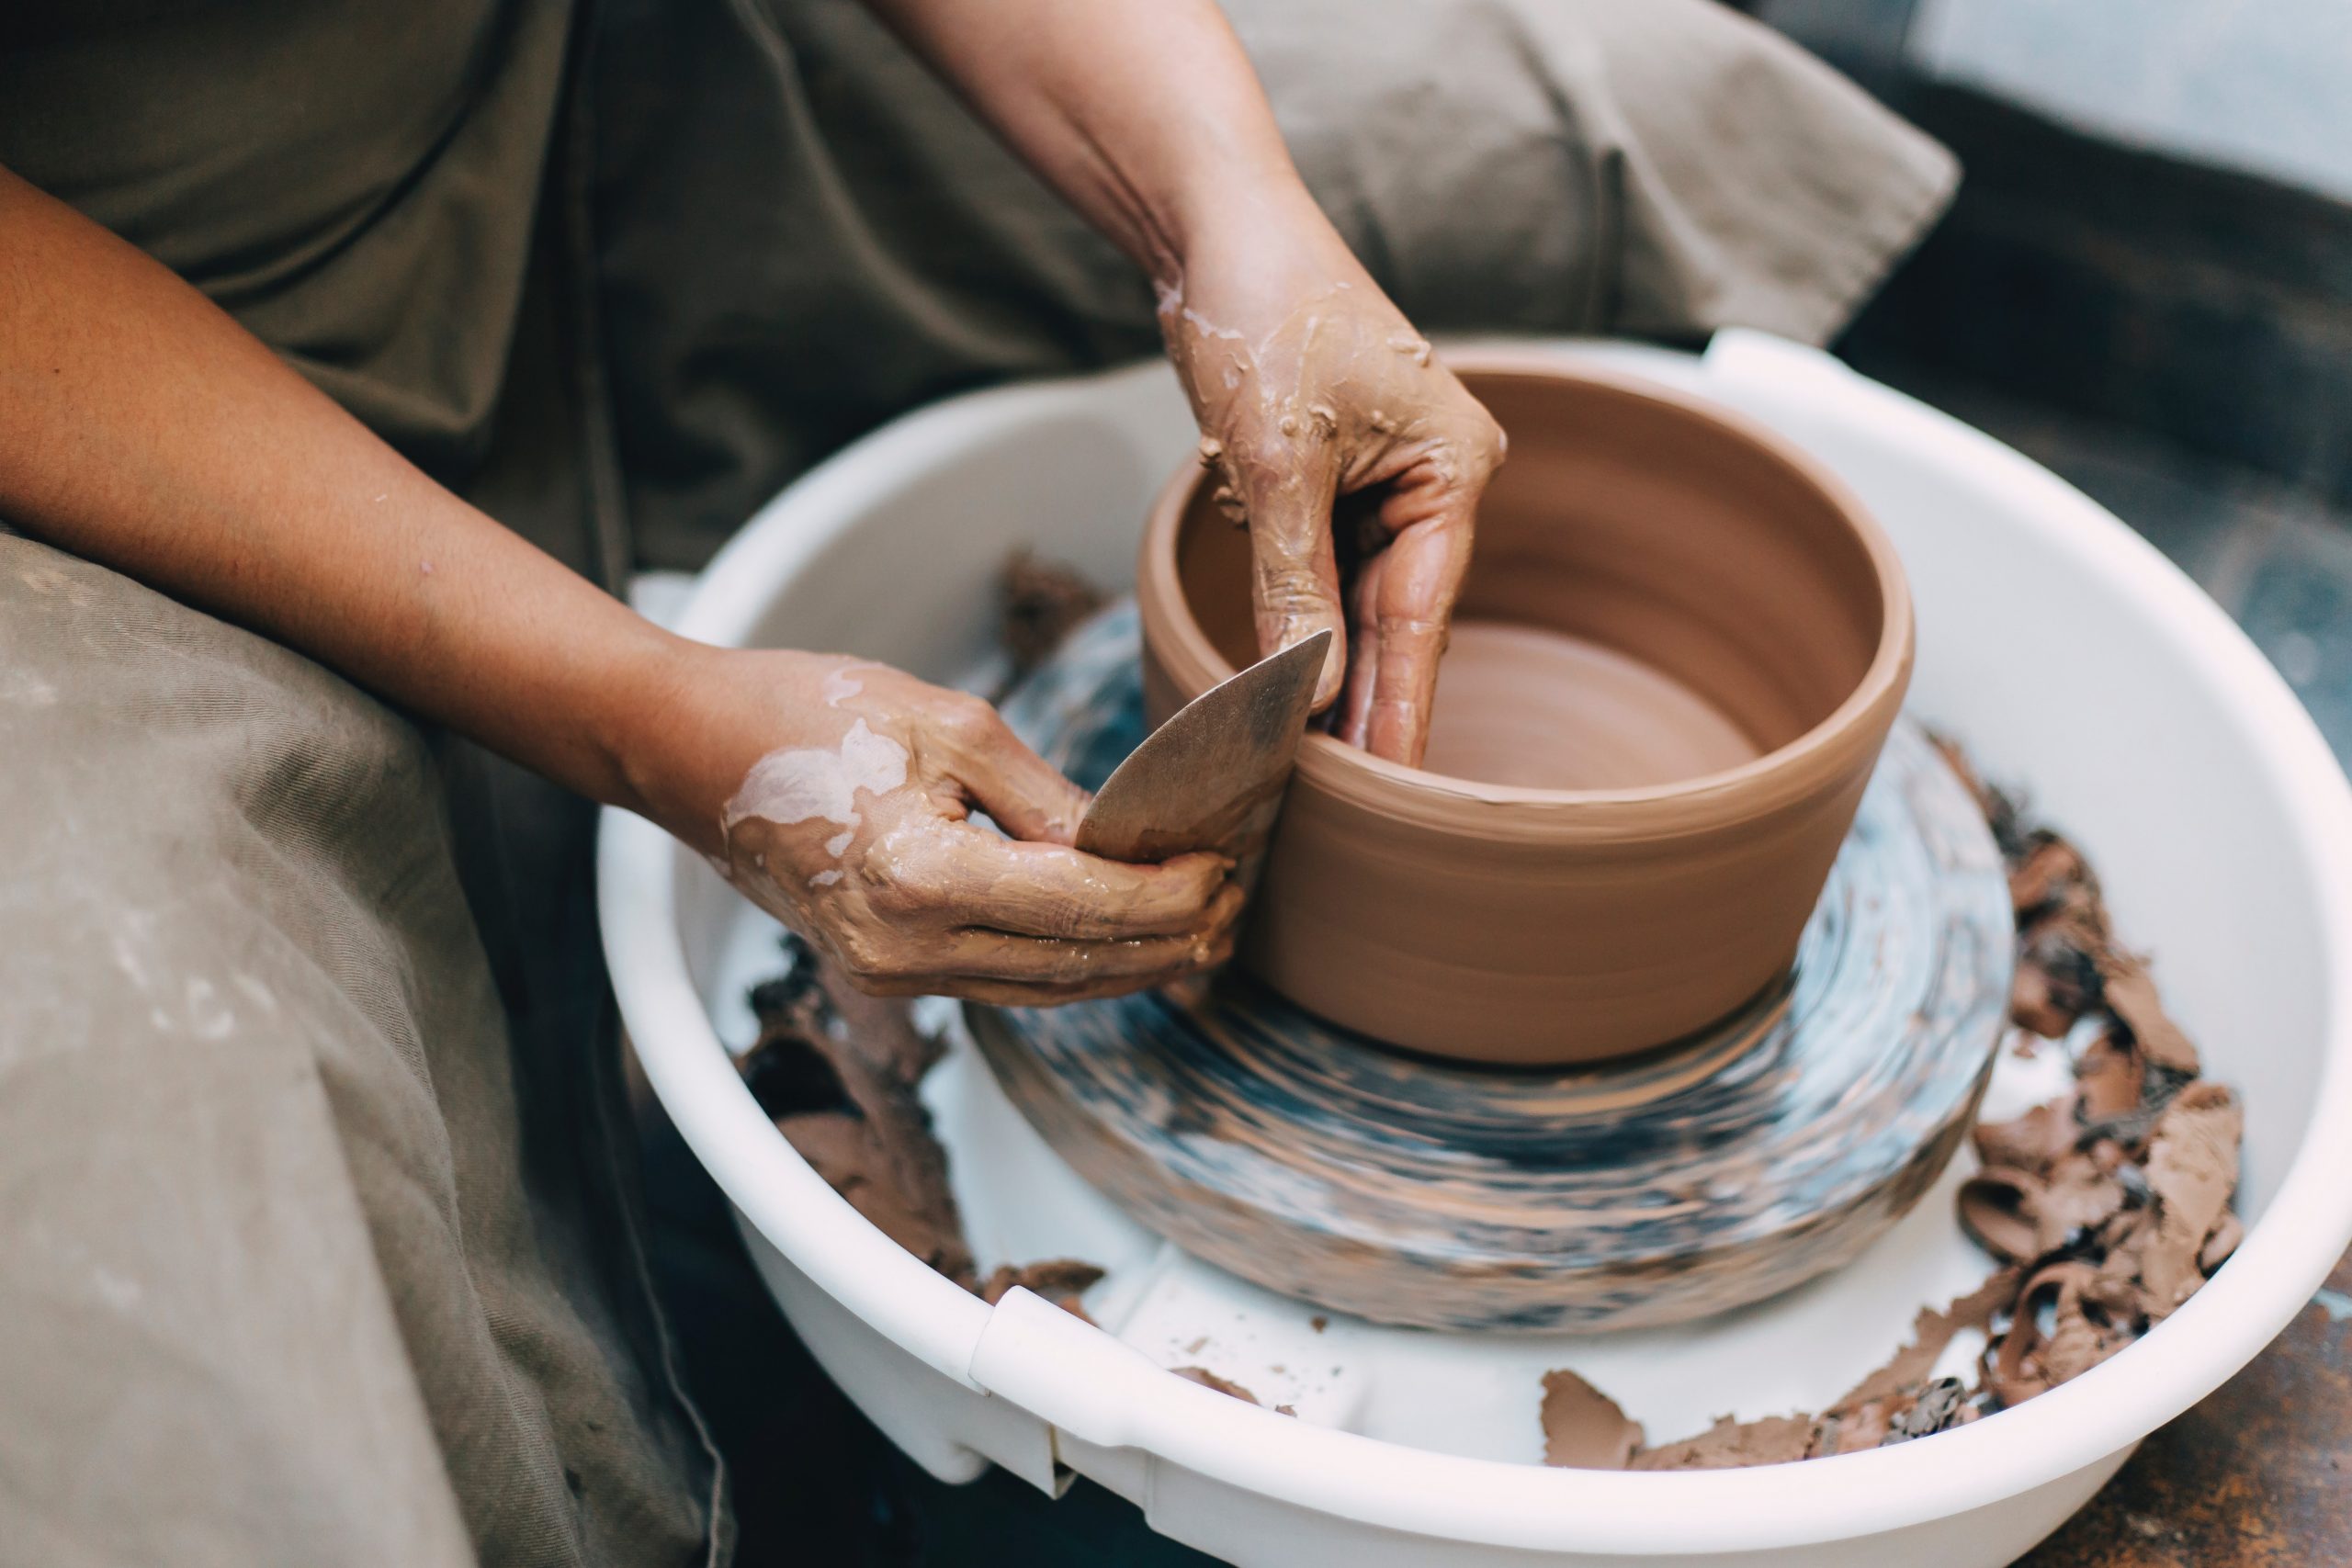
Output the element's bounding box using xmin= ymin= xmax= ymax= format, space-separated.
xmin=1544 ymin=745 xmax=2244 ymax=1470
xmin=979 ymin=1258 xmax=1106 ymax=1325
xmin=1172 ymin=1365 xmax=1298 ymax=1417
xmin=737 ymin=935 xmax=1101 ymax=1314
xmin=998 ymin=548 xmax=1108 ymax=693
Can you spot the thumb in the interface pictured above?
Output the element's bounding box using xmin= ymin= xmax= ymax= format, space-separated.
xmin=1235 ymin=447 xmax=1348 ymax=709
xmin=938 ymin=698 xmax=1091 ymax=845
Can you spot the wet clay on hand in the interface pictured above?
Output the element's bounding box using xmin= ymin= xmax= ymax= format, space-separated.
xmin=1157 ymin=265 xmax=1503 ymax=765
xmin=1138 ymin=357 xmax=1912 ymax=1063
xmin=670 ymin=647 xmax=1241 ymax=1003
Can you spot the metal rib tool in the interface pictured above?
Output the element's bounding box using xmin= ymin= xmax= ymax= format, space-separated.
xmin=1074 ymin=629 xmax=1331 ymax=864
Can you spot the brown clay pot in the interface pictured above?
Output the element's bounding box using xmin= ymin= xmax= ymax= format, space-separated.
xmin=1137 ymin=355 xmax=1914 ymax=1065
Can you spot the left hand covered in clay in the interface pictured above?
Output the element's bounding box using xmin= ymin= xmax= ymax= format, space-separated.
xmin=1160 ymin=207 xmax=1504 ymax=767
xmin=630 ymin=646 xmax=1246 ymax=1003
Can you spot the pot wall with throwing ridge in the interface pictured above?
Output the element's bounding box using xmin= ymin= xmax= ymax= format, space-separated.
xmin=1138 ymin=359 xmax=1915 ymax=1065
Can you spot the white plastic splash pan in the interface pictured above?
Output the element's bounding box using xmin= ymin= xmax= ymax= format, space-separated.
xmin=598 ymin=333 xmax=2352 ymax=1566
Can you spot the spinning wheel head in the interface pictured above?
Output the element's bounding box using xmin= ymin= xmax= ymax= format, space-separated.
xmin=983 ymin=607 xmax=2013 ymax=1332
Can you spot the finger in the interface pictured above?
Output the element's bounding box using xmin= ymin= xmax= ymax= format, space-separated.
xmin=935 ymin=697 xmax=1091 ymax=844
xmin=955 ymin=890 xmax=1243 ymax=985
xmin=876 ymin=935 xmax=1237 ymax=1007
xmin=904 ymin=828 xmax=1233 ymax=941
xmin=1333 ymin=547 xmax=1387 ymax=750
xmin=858 ymin=887 xmax=1245 ymax=999
xmin=1238 ymin=450 xmax=1349 ymax=709
xmin=1361 ymin=507 xmax=1476 ymax=766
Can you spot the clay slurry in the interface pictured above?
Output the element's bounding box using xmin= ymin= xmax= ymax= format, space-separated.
xmin=1420 ymin=620 xmax=1761 ymax=789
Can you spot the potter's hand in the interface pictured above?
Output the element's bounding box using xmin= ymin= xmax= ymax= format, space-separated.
xmin=848 ymin=0 xmax=1498 ymax=761
xmin=639 ymin=649 xmax=1243 ymax=1003
xmin=1160 ymin=226 xmax=1504 ymax=768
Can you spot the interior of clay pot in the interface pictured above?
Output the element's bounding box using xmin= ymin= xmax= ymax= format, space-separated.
xmin=1176 ymin=369 xmax=1892 ymax=790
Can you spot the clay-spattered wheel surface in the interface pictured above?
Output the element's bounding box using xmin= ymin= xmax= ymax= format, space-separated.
xmin=977 ymin=604 xmax=2015 ymax=1331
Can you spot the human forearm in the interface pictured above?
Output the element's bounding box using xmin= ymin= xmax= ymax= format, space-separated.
xmin=0 ymin=167 xmax=677 ymax=818
xmin=856 ymin=0 xmax=1328 ymax=283
xmin=863 ymin=5 xmax=1502 ymax=762
xmin=0 ymin=166 xmax=1238 ymax=991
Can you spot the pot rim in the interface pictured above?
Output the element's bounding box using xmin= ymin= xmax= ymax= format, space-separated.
xmin=1139 ymin=355 xmax=1917 ymax=839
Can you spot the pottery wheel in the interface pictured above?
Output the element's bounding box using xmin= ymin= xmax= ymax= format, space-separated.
xmin=973 ymin=604 xmax=2014 ymax=1332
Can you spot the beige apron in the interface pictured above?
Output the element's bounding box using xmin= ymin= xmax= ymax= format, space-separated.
xmin=0 ymin=2 xmax=1952 ymax=1562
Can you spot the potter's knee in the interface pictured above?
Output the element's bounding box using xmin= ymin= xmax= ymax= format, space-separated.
xmin=0 ymin=533 xmax=427 ymax=814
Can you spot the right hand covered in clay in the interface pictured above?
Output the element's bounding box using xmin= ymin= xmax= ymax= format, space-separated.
xmin=1159 ymin=201 xmax=1506 ymax=768
xmin=634 ymin=647 xmax=1245 ymax=1003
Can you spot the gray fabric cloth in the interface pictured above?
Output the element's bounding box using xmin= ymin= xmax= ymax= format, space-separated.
xmin=0 ymin=1 xmax=1954 ymax=1564
xmin=4 ymin=7 xmax=729 ymax=1567
xmin=0 ymin=536 xmax=720 ymax=1568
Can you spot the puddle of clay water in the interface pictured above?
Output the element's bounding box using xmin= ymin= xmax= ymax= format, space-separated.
xmin=1421 ymin=620 xmax=1760 ymax=790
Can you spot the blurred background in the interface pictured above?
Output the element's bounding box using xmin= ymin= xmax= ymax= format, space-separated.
xmin=1758 ymin=0 xmax=2352 ymax=765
